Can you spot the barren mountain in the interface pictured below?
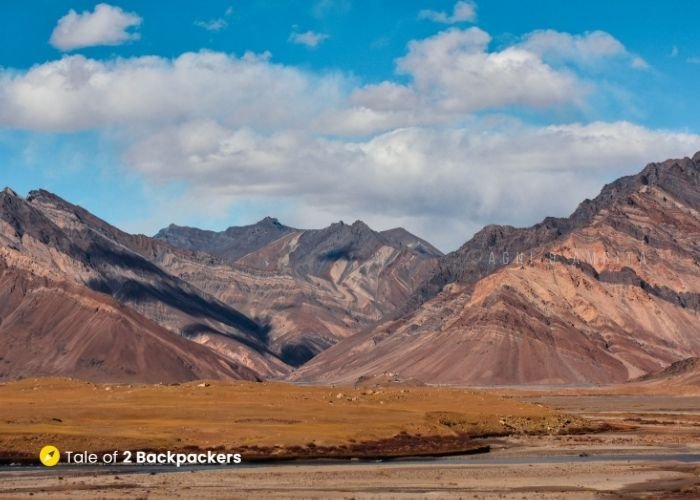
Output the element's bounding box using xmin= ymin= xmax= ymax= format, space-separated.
xmin=7 ymin=150 xmax=699 ymax=385
xmin=155 ymin=220 xmax=442 ymax=366
xmin=402 ymin=163 xmax=651 ymax=315
xmin=294 ymin=152 xmax=700 ymax=385
xmin=0 ymin=263 xmax=258 ymax=383
xmin=635 ymin=357 xmax=700 ymax=386
xmin=0 ymin=188 xmax=287 ymax=380
xmin=155 ymin=217 xmax=295 ymax=261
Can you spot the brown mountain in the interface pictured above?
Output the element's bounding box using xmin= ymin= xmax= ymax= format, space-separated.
xmin=0 ymin=188 xmax=287 ymax=381
xmin=155 ymin=217 xmax=295 ymax=261
xmin=635 ymin=357 xmax=700 ymax=387
xmin=6 ymin=150 xmax=699 ymax=386
xmin=155 ymin=219 xmax=442 ymax=366
xmin=293 ymin=152 xmax=700 ymax=385
xmin=0 ymin=263 xmax=258 ymax=383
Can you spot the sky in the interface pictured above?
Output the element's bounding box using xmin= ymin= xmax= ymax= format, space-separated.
xmin=1 ymin=1 xmax=700 ymax=250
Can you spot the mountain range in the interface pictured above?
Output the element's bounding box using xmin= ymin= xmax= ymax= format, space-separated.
xmin=1 ymin=150 xmax=699 ymax=385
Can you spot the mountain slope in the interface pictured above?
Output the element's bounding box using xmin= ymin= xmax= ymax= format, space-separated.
xmin=402 ymin=161 xmax=651 ymax=315
xmin=0 ymin=189 xmax=287 ymax=379
xmin=635 ymin=357 xmax=700 ymax=387
xmin=293 ymin=152 xmax=700 ymax=385
xmin=0 ymin=249 xmax=258 ymax=383
xmin=155 ymin=220 xmax=442 ymax=366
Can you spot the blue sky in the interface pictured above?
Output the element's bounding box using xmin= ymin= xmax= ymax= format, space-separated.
xmin=1 ymin=1 xmax=700 ymax=249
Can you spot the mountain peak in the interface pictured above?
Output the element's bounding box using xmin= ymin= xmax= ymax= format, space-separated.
xmin=1 ymin=187 xmax=18 ymax=198
xmin=351 ymin=219 xmax=371 ymax=230
xmin=380 ymin=227 xmax=444 ymax=257
xmin=156 ymin=217 xmax=295 ymax=262
xmin=26 ymin=188 xmax=59 ymax=202
xmin=26 ymin=189 xmax=80 ymax=213
xmin=322 ymin=219 xmax=373 ymax=236
xmin=257 ymin=216 xmax=284 ymax=227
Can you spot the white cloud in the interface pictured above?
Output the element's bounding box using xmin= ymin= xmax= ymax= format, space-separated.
xmin=0 ymin=29 xmax=614 ymax=135
xmin=313 ymin=28 xmax=645 ymax=136
xmin=521 ymin=30 xmax=624 ymax=61
xmin=631 ymin=57 xmax=649 ymax=69
xmin=289 ymin=30 xmax=330 ymax=48
xmin=350 ymin=82 xmax=419 ymax=112
xmin=122 ymin=119 xmax=700 ymax=250
xmin=2 ymin=27 xmax=697 ymax=249
xmin=670 ymin=46 xmax=679 ymax=58
xmin=194 ymin=19 xmax=227 ymax=32
xmin=0 ymin=51 xmax=346 ymax=132
xmin=395 ymin=28 xmax=583 ymax=114
xmin=520 ymin=30 xmax=648 ymax=70
xmin=419 ymin=1 xmax=476 ymax=24
xmin=50 ymin=3 xmax=142 ymax=51
xmin=194 ymin=6 xmax=233 ymax=32
xmin=311 ymin=0 xmax=351 ymax=20
xmin=688 ymin=57 xmax=700 ymax=65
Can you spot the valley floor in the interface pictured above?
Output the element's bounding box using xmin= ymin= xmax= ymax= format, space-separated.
xmin=1 ymin=379 xmax=699 ymax=498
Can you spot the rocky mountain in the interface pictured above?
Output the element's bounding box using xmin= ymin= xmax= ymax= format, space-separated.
xmin=293 ymin=152 xmax=700 ymax=385
xmin=155 ymin=217 xmax=295 ymax=262
xmin=155 ymin=219 xmax=443 ymax=366
xmin=0 ymin=263 xmax=258 ymax=383
xmin=401 ymin=163 xmax=653 ymax=315
xmin=0 ymin=184 xmax=442 ymax=381
xmin=6 ymin=150 xmax=700 ymax=386
xmin=0 ymin=188 xmax=287 ymax=381
xmin=635 ymin=357 xmax=700 ymax=387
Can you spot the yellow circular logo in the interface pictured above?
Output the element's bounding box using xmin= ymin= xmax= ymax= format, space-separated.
xmin=39 ymin=445 xmax=60 ymax=467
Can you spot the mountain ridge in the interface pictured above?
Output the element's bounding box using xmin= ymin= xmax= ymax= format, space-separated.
xmin=292 ymin=151 xmax=700 ymax=385
xmin=3 ymin=150 xmax=700 ymax=384
xmin=0 ymin=188 xmax=288 ymax=380
xmin=153 ymin=216 xmax=442 ymax=366
xmin=155 ymin=216 xmax=296 ymax=262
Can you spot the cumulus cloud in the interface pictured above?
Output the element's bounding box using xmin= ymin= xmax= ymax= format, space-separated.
xmin=289 ymin=30 xmax=330 ymax=48
xmin=396 ymin=28 xmax=583 ymax=114
xmin=1 ymin=26 xmax=692 ymax=249
xmin=520 ymin=30 xmax=648 ymax=70
xmin=0 ymin=51 xmax=345 ymax=132
xmin=50 ymin=3 xmax=142 ymax=51
xmin=0 ymin=28 xmax=610 ymax=134
xmin=315 ymin=27 xmax=591 ymax=136
xmin=122 ymin=119 xmax=700 ymax=249
xmin=419 ymin=1 xmax=476 ymax=24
